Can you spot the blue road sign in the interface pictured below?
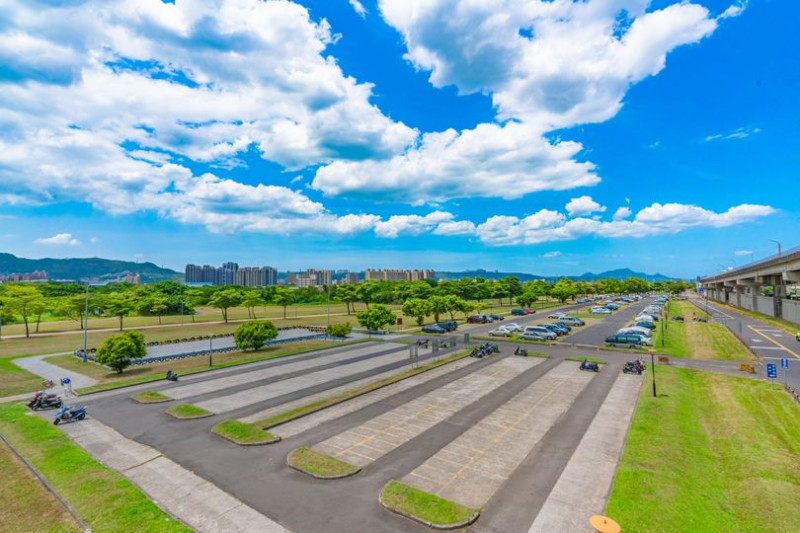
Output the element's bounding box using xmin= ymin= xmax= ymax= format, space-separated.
xmin=781 ymin=358 xmax=789 ymax=369
xmin=766 ymin=363 xmax=778 ymax=379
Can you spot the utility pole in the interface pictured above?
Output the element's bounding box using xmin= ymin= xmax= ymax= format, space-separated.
xmin=83 ymin=283 xmax=90 ymax=363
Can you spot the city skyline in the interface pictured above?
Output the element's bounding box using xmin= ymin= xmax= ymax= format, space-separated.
xmin=0 ymin=0 xmax=796 ymax=279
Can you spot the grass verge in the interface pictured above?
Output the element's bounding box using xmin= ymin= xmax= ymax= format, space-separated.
xmin=253 ymin=349 xmax=472 ymax=429
xmin=606 ymin=366 xmax=799 ymax=532
xmin=0 ymin=403 xmax=189 ymax=531
xmin=287 ymin=446 xmax=359 ymax=478
xmin=0 ymin=357 xmax=43 ymax=398
xmin=211 ymin=420 xmax=278 ymax=445
xmin=566 ymin=356 xmax=606 ymax=364
xmin=380 ymin=480 xmax=479 ymax=528
xmin=0 ymin=437 xmax=81 ymax=532
xmin=165 ymin=404 xmax=212 ymax=419
xmin=131 ymin=391 xmax=172 ymax=404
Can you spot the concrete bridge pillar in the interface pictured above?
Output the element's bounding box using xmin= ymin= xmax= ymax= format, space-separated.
xmin=774 ymin=274 xmax=785 ymax=319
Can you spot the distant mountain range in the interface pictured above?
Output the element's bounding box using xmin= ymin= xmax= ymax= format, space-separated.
xmin=437 ymin=268 xmax=675 ymax=282
xmin=0 ymin=253 xmax=182 ymax=283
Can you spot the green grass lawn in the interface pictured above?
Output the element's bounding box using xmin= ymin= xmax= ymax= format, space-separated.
xmin=165 ymin=404 xmax=212 ymax=419
xmin=0 ymin=438 xmax=81 ymax=533
xmin=0 ymin=357 xmax=44 ymax=398
xmin=287 ymin=446 xmax=359 ymax=478
xmin=606 ymin=366 xmax=800 ymax=532
xmin=0 ymin=403 xmax=189 ymax=532
xmin=131 ymin=391 xmax=172 ymax=404
xmin=381 ymin=480 xmax=478 ymax=527
xmin=211 ymin=420 xmax=277 ymax=445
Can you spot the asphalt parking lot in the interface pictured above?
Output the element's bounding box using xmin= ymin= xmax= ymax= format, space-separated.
xmin=72 ymin=336 xmax=644 ymax=533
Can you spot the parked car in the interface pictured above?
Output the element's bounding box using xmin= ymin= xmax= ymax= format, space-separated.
xmin=618 ymin=326 xmax=652 ymax=337
xmin=558 ymin=317 xmax=585 ymax=326
xmin=605 ymin=334 xmax=645 ymax=348
xmin=591 ymin=306 xmax=612 ymax=314
xmin=503 ymin=323 xmax=524 ymax=332
xmin=519 ymin=332 xmax=548 ymax=341
xmin=422 ymin=324 xmax=447 ymax=334
xmin=467 ymin=315 xmax=493 ymax=324
xmin=488 ymin=327 xmax=513 ymax=337
xmin=511 ymin=309 xmax=527 ymax=316
xmin=523 ymin=326 xmax=557 ymax=340
xmin=488 ymin=314 xmax=505 ymax=321
xmin=436 ymin=321 xmax=458 ymax=331
xmin=633 ymin=321 xmax=656 ymax=330
xmin=541 ymin=324 xmax=568 ymax=336
xmin=523 ymin=308 xmax=537 ymax=314
xmin=605 ymin=303 xmax=620 ymax=310
xmin=550 ymin=322 xmax=571 ymax=333
xmin=547 ymin=312 xmax=569 ymax=319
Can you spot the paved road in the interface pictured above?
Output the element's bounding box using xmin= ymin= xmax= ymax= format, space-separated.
xmin=144 ymin=328 xmax=317 ymax=360
xmin=688 ymin=297 xmax=800 ymax=390
xmin=13 ymin=353 xmax=98 ymax=389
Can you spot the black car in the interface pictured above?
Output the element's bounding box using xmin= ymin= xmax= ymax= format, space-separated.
xmin=488 ymin=314 xmax=504 ymax=321
xmin=541 ymin=324 xmax=567 ymax=336
xmin=422 ymin=324 xmax=447 ymax=334
xmin=436 ymin=321 xmax=458 ymax=331
xmin=511 ymin=309 xmax=527 ymax=316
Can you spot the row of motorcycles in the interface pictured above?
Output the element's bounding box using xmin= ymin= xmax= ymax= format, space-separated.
xmin=27 ymin=391 xmax=88 ymax=425
xmin=471 ymin=343 xmax=499 ymax=358
xmin=623 ymin=359 xmax=646 ymax=375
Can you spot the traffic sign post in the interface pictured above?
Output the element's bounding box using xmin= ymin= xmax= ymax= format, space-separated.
xmin=766 ymin=363 xmax=778 ymax=390
xmin=781 ymin=358 xmax=789 ymax=387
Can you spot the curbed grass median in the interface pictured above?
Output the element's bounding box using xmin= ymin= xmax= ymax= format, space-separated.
xmin=287 ymin=446 xmax=360 ymax=479
xmin=165 ymin=404 xmax=213 ymax=419
xmin=380 ymin=480 xmax=479 ymax=529
xmin=131 ymin=391 xmax=172 ymax=403
xmin=212 ymin=420 xmax=279 ymax=445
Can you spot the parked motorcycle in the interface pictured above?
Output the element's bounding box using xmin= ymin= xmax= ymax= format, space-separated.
xmin=27 ymin=391 xmax=63 ymax=410
xmin=514 ymin=346 xmax=528 ymax=357
xmin=623 ymin=359 xmax=646 ymax=375
xmin=579 ymin=359 xmax=600 ymax=372
xmin=53 ymin=405 xmax=87 ymax=425
xmin=166 ymin=370 xmax=179 ymax=382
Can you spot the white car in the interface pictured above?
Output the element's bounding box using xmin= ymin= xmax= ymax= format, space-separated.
xmin=503 ymin=323 xmax=524 ymax=332
xmin=547 ymin=312 xmax=569 ymax=319
xmin=591 ymin=306 xmax=612 ymax=314
xmin=619 ymin=326 xmax=652 ymax=337
xmin=626 ymin=332 xmax=653 ymax=346
xmin=523 ymin=326 xmax=557 ymax=340
xmin=488 ymin=327 xmax=513 ymax=337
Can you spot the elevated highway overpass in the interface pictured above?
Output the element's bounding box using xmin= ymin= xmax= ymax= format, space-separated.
xmin=700 ymin=245 xmax=800 ymax=325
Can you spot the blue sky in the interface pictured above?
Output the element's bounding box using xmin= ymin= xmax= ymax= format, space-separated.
xmin=0 ymin=0 xmax=796 ymax=278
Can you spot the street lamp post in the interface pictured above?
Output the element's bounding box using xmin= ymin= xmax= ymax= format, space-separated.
xmin=650 ymin=352 xmax=657 ymax=398
xmin=0 ymin=302 xmax=4 ymax=341
xmin=768 ymin=240 xmax=782 ymax=258
xmin=83 ymin=283 xmax=90 ymax=363
xmin=326 ymin=281 xmax=331 ymax=336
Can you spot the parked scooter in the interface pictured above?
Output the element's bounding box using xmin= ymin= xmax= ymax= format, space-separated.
xmin=514 ymin=346 xmax=528 ymax=357
xmin=27 ymin=391 xmax=63 ymax=410
xmin=166 ymin=370 xmax=179 ymax=382
xmin=623 ymin=359 xmax=646 ymax=375
xmin=53 ymin=405 xmax=87 ymax=425
xmin=579 ymin=359 xmax=600 ymax=372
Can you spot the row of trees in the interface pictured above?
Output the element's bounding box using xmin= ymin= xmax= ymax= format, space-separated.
xmin=0 ymin=277 xmax=693 ymax=337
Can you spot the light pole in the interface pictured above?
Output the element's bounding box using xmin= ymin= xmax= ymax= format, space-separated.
xmin=326 ymin=280 xmax=331 ymax=336
xmin=650 ymin=352 xmax=657 ymax=398
xmin=0 ymin=302 xmax=4 ymax=341
xmin=83 ymin=283 xmax=90 ymax=363
xmin=768 ymin=239 xmax=782 ymax=258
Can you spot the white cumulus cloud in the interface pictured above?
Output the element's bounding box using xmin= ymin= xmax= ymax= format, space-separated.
xmin=612 ymin=206 xmax=633 ymax=221
xmin=566 ymin=195 xmax=606 ymax=217
xmin=349 ymin=0 xmax=368 ymax=17
xmin=34 ymin=233 xmax=81 ymax=246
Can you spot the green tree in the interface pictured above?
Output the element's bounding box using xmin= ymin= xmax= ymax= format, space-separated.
xmin=550 ymin=278 xmax=578 ymax=303
xmin=147 ymin=293 xmax=170 ymax=325
xmin=96 ymin=331 xmax=146 ymax=373
xmin=3 ymin=285 xmax=46 ymax=338
xmin=516 ymin=291 xmax=538 ymax=308
xmin=208 ymin=289 xmax=243 ymax=323
xmin=622 ymin=277 xmax=650 ymax=294
xmin=233 ymin=320 xmax=278 ymax=351
xmin=274 ymin=288 xmax=296 ymax=319
xmin=358 ymin=281 xmax=380 ymax=309
xmin=336 ymin=284 xmax=359 ymax=315
xmin=428 ymin=295 xmax=449 ymax=323
xmin=101 ymin=292 xmax=137 ymax=331
xmin=56 ymin=293 xmax=91 ymax=330
xmin=356 ymin=304 xmax=396 ymax=336
xmin=241 ymin=292 xmax=264 ymax=319
xmin=326 ymin=322 xmax=352 ymax=338
xmin=402 ymin=298 xmax=432 ymax=327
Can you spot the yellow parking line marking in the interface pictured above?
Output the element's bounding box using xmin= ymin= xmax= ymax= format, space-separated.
xmin=748 ymin=326 xmax=800 ymax=359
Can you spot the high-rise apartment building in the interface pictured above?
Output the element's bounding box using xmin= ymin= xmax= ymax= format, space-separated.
xmin=290 ymin=268 xmax=333 ymax=288
xmin=185 ymin=263 xmax=277 ymax=287
xmin=364 ymin=269 xmax=435 ymax=282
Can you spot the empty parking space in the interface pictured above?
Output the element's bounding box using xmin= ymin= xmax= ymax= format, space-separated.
xmin=399 ymin=361 xmax=594 ymax=509
xmin=163 ymin=342 xmax=400 ymax=400
xmin=311 ymin=357 xmax=540 ymax=468
xmin=193 ymin=345 xmax=438 ymax=414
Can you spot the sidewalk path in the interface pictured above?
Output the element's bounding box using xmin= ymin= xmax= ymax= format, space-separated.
xmin=44 ymin=415 xmax=290 ymax=533
xmin=13 ymin=354 xmax=98 ymax=390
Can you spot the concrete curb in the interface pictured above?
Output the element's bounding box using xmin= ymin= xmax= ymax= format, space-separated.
xmin=378 ymin=493 xmax=480 ymax=530
xmin=212 ymin=430 xmax=281 ymax=447
xmin=130 ymin=395 xmax=173 ymax=404
xmin=165 ymin=407 xmax=214 ymax=420
xmin=286 ymin=460 xmax=361 ymax=480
